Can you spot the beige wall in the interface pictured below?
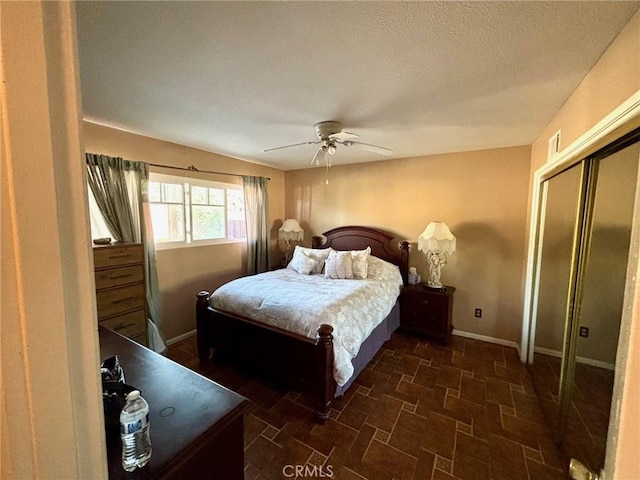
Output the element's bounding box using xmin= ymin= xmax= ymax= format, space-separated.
xmin=285 ymin=146 xmax=532 ymax=344
xmin=83 ymin=122 xmax=286 ymax=340
xmin=526 ymin=11 xmax=640 ymax=479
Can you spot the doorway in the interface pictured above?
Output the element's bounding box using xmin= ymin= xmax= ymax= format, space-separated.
xmin=526 ymin=129 xmax=639 ymax=474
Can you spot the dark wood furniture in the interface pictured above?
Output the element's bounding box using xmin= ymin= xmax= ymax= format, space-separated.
xmin=94 ymin=243 xmax=148 ymax=346
xmin=99 ymin=327 xmax=249 ymax=480
xmin=196 ymin=226 xmax=409 ymax=423
xmin=400 ymin=284 xmax=455 ymax=343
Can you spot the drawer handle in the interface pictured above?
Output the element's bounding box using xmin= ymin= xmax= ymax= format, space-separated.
xmin=109 ymin=254 xmax=133 ymax=259
xmin=112 ymin=296 xmax=135 ymax=304
xmin=110 ymin=273 xmax=133 ymax=280
xmin=114 ymin=322 xmax=137 ymax=331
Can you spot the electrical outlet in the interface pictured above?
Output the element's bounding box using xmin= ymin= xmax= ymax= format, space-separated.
xmin=579 ymin=326 xmax=589 ymax=338
xmin=474 ymin=308 xmax=482 ymax=318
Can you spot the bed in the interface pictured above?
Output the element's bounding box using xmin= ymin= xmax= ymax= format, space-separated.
xmin=196 ymin=226 xmax=409 ymax=423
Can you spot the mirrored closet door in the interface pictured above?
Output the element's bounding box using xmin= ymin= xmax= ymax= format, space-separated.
xmin=528 ymin=128 xmax=639 ymax=474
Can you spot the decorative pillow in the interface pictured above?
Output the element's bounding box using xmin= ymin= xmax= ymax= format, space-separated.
xmin=324 ymin=250 xmax=354 ymax=279
xmin=287 ymin=251 xmax=318 ymax=275
xmin=291 ymin=246 xmax=333 ymax=274
xmin=350 ymin=246 xmax=371 ymax=279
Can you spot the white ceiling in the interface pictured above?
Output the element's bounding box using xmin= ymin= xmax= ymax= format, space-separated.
xmin=76 ymin=1 xmax=638 ymax=171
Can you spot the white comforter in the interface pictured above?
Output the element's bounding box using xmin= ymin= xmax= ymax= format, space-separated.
xmin=209 ymin=256 xmax=403 ymax=386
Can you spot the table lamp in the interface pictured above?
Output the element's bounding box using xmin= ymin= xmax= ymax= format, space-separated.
xmin=279 ymin=219 xmax=304 ymax=265
xmin=418 ymin=221 xmax=456 ymax=289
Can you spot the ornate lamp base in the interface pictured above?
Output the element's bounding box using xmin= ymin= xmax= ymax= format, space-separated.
xmin=427 ymin=250 xmax=447 ymax=289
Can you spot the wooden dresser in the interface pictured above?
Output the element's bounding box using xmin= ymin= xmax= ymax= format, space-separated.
xmin=94 ymin=243 xmax=148 ymax=346
xmin=100 ymin=327 xmax=249 ymax=479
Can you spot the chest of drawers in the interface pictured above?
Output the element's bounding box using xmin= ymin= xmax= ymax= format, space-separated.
xmin=94 ymin=244 xmax=148 ymax=346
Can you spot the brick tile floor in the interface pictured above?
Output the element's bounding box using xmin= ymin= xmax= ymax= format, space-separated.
xmin=168 ymin=332 xmax=566 ymax=480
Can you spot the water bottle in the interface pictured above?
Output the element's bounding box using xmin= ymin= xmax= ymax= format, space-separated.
xmin=119 ymin=390 xmax=152 ymax=471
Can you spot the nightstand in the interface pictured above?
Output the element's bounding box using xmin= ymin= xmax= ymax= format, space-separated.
xmin=400 ymin=284 xmax=455 ymax=343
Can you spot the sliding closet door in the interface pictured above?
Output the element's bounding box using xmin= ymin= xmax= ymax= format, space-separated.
xmin=529 ymin=163 xmax=584 ymax=439
xmin=528 ymin=128 xmax=640 ymax=476
xmin=564 ymin=140 xmax=639 ymax=472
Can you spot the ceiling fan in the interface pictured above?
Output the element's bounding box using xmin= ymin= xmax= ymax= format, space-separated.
xmin=262 ymin=121 xmax=393 ymax=167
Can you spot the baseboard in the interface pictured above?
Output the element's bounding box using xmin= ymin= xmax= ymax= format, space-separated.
xmin=452 ymin=329 xmax=521 ymax=357
xmin=166 ymin=329 xmax=196 ymax=346
xmin=534 ymin=346 xmax=615 ymax=371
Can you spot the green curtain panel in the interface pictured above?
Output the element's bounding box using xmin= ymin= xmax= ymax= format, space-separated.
xmin=242 ymin=175 xmax=270 ymax=274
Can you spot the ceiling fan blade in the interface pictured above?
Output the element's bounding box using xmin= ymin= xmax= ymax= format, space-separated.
xmin=341 ymin=140 xmax=392 ymax=156
xmin=262 ymin=141 xmax=319 ymax=153
xmin=329 ymin=131 xmax=359 ymax=141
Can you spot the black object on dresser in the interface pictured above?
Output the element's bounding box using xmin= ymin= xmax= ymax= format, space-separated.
xmin=99 ymin=327 xmax=250 ymax=479
xmin=400 ymin=284 xmax=455 ymax=343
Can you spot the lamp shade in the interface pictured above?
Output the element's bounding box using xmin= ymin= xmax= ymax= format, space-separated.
xmin=418 ymin=222 xmax=456 ymax=255
xmin=278 ymin=219 xmax=304 ymax=242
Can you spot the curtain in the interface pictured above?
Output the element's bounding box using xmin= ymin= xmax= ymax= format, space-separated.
xmin=86 ymin=153 xmax=166 ymax=354
xmin=86 ymin=155 xmax=137 ymax=242
xmin=242 ymin=175 xmax=270 ymax=274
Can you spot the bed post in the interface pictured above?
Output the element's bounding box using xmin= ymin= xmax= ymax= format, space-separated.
xmin=315 ymin=324 xmax=335 ymax=424
xmin=311 ymin=235 xmax=323 ymax=248
xmin=196 ymin=291 xmax=211 ymax=363
xmin=399 ymin=241 xmax=410 ymax=284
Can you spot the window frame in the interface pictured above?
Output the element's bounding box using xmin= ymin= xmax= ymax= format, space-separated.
xmin=149 ymin=172 xmax=246 ymax=251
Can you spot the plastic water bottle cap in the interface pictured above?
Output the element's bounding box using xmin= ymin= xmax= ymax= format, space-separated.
xmin=127 ymin=390 xmax=140 ymax=401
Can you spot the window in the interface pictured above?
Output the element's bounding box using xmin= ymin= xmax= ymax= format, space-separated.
xmin=149 ymin=173 xmax=246 ymax=249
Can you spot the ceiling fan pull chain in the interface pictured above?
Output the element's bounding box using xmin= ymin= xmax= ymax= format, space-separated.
xmin=325 ymin=163 xmax=330 ymax=185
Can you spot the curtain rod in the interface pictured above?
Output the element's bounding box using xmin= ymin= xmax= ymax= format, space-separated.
xmin=148 ymin=163 xmax=270 ymax=181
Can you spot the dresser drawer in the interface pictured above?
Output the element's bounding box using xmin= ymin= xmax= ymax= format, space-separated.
xmin=94 ymin=245 xmax=143 ymax=269
xmin=95 ymin=264 xmax=144 ymax=290
xmin=96 ymin=283 xmax=145 ymax=319
xmin=100 ymin=309 xmax=147 ymax=338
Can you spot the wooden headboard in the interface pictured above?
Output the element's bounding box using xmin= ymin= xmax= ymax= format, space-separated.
xmin=311 ymin=226 xmax=409 ymax=284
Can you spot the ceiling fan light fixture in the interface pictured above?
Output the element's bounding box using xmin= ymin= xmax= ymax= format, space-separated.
xmin=311 ymin=145 xmax=328 ymax=165
xmin=327 ymin=143 xmax=337 ymax=155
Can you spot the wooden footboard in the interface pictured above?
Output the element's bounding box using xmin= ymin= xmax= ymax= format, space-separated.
xmin=196 ymin=291 xmax=336 ymax=423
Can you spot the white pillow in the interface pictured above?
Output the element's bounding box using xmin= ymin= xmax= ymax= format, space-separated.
xmin=350 ymin=246 xmax=371 ymax=279
xmin=324 ymin=250 xmax=354 ymax=279
xmin=287 ymin=251 xmax=318 ymax=275
xmin=366 ymin=255 xmax=403 ymax=286
xmin=290 ymin=245 xmax=333 ymax=274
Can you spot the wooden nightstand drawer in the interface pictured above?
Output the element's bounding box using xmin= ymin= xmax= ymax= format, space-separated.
xmin=95 ymin=264 xmax=144 ymax=290
xmin=100 ymin=309 xmax=147 ymax=338
xmin=96 ymin=283 xmax=145 ymax=319
xmin=402 ymin=294 xmax=448 ymax=316
xmin=94 ymin=244 xmax=143 ymax=269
